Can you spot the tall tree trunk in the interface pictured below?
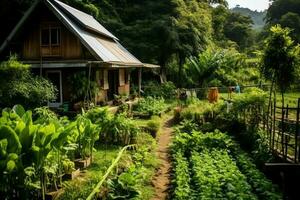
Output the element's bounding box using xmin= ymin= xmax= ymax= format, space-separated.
xmin=178 ymin=54 xmax=184 ymax=88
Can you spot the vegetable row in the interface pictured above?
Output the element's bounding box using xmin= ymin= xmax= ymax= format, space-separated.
xmin=171 ymin=130 xmax=282 ymax=200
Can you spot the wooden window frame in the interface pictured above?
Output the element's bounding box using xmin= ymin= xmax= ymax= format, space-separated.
xmin=40 ymin=24 xmax=61 ymax=57
xmin=40 ymin=26 xmax=61 ymax=47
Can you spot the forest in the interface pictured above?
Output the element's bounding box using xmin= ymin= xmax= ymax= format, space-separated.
xmin=1 ymin=0 xmax=300 ymax=200
xmin=0 ymin=0 xmax=298 ymax=87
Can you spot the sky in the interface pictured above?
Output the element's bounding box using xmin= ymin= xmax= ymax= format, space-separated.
xmin=227 ymin=0 xmax=270 ymax=11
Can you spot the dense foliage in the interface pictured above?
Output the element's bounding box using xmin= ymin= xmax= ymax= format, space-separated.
xmin=183 ymin=48 xmax=256 ymax=88
xmin=0 ymin=105 xmax=139 ymax=199
xmin=171 ymin=129 xmax=282 ymax=200
xmin=133 ymin=97 xmax=167 ymax=117
xmin=0 ymin=57 xmax=56 ymax=109
xmin=261 ymin=25 xmax=300 ymax=105
xmin=143 ymin=81 xmax=176 ymax=99
xmin=231 ymin=7 xmax=266 ymax=30
xmin=266 ymin=0 xmax=300 ymax=43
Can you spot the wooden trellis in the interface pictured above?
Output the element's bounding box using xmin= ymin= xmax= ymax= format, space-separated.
xmin=264 ymin=98 xmax=300 ymax=163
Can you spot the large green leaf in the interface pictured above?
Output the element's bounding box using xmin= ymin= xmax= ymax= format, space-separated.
xmin=6 ymin=160 xmax=16 ymax=172
xmin=12 ymin=105 xmax=25 ymax=118
xmin=0 ymin=126 xmax=22 ymax=154
xmin=19 ymin=123 xmax=37 ymax=153
xmin=22 ymin=111 xmax=33 ymax=125
xmin=0 ymin=139 xmax=8 ymax=157
xmin=51 ymin=123 xmax=75 ymax=149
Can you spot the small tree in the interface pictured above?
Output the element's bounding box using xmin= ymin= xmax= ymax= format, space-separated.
xmin=0 ymin=56 xmax=57 ymax=108
xmin=261 ymin=25 xmax=300 ymax=107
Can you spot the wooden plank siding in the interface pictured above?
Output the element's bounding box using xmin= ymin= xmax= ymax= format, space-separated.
xmin=22 ymin=4 xmax=83 ymax=60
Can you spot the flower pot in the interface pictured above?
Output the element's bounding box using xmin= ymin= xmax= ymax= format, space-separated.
xmin=45 ymin=188 xmax=64 ymax=200
xmin=74 ymin=157 xmax=92 ymax=169
xmin=62 ymin=168 xmax=80 ymax=180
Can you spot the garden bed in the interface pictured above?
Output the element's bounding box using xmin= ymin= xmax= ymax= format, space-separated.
xmin=171 ymin=130 xmax=283 ymax=200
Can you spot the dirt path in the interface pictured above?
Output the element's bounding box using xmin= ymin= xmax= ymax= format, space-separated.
xmin=151 ymin=117 xmax=174 ymax=200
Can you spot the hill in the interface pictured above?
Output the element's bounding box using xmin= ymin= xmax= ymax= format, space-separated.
xmin=231 ymin=6 xmax=266 ymax=30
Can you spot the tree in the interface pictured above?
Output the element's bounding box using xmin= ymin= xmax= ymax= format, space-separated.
xmin=223 ymin=12 xmax=254 ymax=50
xmin=266 ymin=0 xmax=300 ymax=42
xmin=184 ymin=48 xmax=246 ymax=88
xmin=212 ymin=5 xmax=255 ymax=50
xmin=261 ymin=25 xmax=300 ymax=107
xmin=172 ymin=0 xmax=213 ymax=86
xmin=279 ymin=12 xmax=300 ymax=42
xmin=0 ymin=56 xmax=57 ymax=108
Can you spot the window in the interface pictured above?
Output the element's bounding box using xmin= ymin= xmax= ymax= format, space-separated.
xmin=41 ymin=27 xmax=61 ymax=46
xmin=51 ymin=28 xmax=60 ymax=45
xmin=41 ymin=29 xmax=50 ymax=45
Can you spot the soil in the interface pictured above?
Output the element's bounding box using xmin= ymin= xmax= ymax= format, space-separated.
xmin=151 ymin=117 xmax=174 ymax=200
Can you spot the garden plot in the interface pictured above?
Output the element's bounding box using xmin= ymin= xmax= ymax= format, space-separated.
xmin=171 ymin=130 xmax=282 ymax=200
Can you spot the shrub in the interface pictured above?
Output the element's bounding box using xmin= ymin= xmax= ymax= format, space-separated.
xmin=101 ymin=114 xmax=139 ymax=145
xmin=68 ymin=71 xmax=99 ymax=103
xmin=179 ymin=100 xmax=218 ymax=124
xmin=143 ymin=81 xmax=176 ymax=99
xmin=0 ymin=56 xmax=56 ymax=109
xmin=133 ymin=97 xmax=166 ymax=117
xmin=145 ymin=116 xmax=161 ymax=138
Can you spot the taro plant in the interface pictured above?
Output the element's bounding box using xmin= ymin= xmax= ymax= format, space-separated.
xmin=75 ymin=114 xmax=99 ymax=159
xmin=101 ymin=114 xmax=139 ymax=145
xmin=0 ymin=105 xmax=77 ymax=199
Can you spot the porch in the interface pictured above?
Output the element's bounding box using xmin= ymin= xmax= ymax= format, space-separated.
xmin=28 ymin=60 xmax=159 ymax=109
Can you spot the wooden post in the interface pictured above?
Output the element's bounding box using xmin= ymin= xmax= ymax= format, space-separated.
xmin=269 ymin=102 xmax=273 ymax=151
xmin=296 ymin=98 xmax=300 ymax=162
xmin=281 ymin=106 xmax=285 ymax=157
xmin=138 ymin=68 xmax=142 ymax=97
xmin=272 ymin=99 xmax=276 ymax=151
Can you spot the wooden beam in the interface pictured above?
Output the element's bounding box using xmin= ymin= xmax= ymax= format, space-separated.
xmin=0 ymin=0 xmax=40 ymax=53
xmin=138 ymin=68 xmax=142 ymax=97
xmin=265 ymin=163 xmax=300 ymax=172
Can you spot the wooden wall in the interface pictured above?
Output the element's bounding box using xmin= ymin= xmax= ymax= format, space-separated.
xmin=22 ymin=4 xmax=84 ymax=60
xmin=95 ymin=68 xmax=131 ymax=103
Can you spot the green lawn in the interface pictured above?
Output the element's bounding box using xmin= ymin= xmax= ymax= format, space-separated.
xmin=276 ymin=92 xmax=300 ymax=107
xmin=58 ymin=145 xmax=122 ymax=200
xmin=219 ymin=92 xmax=300 ymax=107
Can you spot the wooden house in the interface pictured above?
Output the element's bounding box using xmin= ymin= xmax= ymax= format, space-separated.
xmin=0 ymin=0 xmax=158 ymax=107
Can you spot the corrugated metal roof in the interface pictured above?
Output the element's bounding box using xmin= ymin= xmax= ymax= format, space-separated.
xmin=46 ymin=0 xmax=143 ymax=65
xmin=52 ymin=0 xmax=118 ymax=40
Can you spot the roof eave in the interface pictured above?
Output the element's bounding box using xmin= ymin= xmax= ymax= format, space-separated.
xmin=88 ymin=61 xmax=160 ymax=68
xmin=45 ymin=0 xmax=103 ymax=61
xmin=0 ymin=0 xmax=40 ymax=53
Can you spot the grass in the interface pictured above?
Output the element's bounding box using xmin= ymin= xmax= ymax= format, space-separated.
xmin=219 ymin=92 xmax=300 ymax=107
xmin=276 ymin=92 xmax=300 ymax=107
xmin=58 ymin=145 xmax=122 ymax=200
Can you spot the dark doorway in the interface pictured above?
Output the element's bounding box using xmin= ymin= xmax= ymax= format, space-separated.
xmin=46 ymin=70 xmax=62 ymax=107
xmin=108 ymin=70 xmax=119 ymax=100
